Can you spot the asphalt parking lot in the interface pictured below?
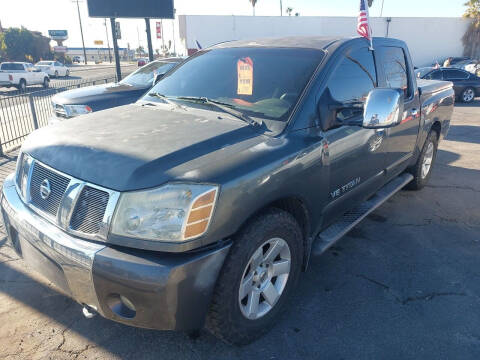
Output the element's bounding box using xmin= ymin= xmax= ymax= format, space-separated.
xmin=0 ymin=102 xmax=479 ymax=359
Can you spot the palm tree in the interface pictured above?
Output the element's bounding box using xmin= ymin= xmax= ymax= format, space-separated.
xmin=286 ymin=7 xmax=293 ymax=16
xmin=250 ymin=0 xmax=257 ymax=16
xmin=463 ymin=0 xmax=480 ymax=58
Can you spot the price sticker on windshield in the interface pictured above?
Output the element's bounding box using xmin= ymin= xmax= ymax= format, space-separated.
xmin=237 ymin=57 xmax=253 ymax=96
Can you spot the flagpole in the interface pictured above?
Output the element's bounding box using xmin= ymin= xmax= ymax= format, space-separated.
xmin=366 ymin=0 xmax=374 ymax=51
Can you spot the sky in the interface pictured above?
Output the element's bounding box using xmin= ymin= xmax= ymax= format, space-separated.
xmin=0 ymin=0 xmax=468 ymax=55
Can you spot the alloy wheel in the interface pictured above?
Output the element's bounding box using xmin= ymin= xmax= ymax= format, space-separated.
xmin=463 ymin=88 xmax=474 ymax=102
xmin=238 ymin=237 xmax=291 ymax=320
xmin=421 ymin=141 xmax=434 ymax=179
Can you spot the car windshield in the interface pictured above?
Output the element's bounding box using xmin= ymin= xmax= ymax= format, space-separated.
xmin=142 ymin=47 xmax=324 ymax=128
xmin=36 ymin=61 xmax=53 ymax=65
xmin=121 ymin=61 xmax=178 ymax=87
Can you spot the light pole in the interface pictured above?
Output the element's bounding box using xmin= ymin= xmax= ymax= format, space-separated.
xmin=280 ymin=0 xmax=283 ymax=16
xmin=172 ymin=9 xmax=177 ymax=56
xmin=73 ymin=0 xmax=87 ymax=64
xmin=380 ymin=0 xmax=385 ymax=17
xmin=104 ymin=19 xmax=112 ymax=63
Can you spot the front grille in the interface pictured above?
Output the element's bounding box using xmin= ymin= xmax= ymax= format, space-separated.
xmin=70 ymin=186 xmax=109 ymax=234
xmin=30 ymin=162 xmax=70 ymax=217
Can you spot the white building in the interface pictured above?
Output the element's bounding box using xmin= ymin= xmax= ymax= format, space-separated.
xmin=66 ymin=47 xmax=134 ymax=62
xmin=178 ymin=15 xmax=469 ymax=66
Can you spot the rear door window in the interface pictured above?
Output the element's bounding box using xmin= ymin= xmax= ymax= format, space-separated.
xmin=444 ymin=69 xmax=469 ymax=80
xmin=378 ymin=46 xmax=411 ymax=98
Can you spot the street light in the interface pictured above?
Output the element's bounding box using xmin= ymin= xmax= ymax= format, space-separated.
xmin=104 ymin=19 xmax=112 ymax=63
xmin=72 ymin=0 xmax=87 ymax=64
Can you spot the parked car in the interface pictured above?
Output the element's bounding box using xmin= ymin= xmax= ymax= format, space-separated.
xmin=0 ymin=62 xmax=49 ymax=91
xmin=418 ymin=67 xmax=480 ymax=103
xmin=35 ymin=60 xmax=69 ymax=77
xmin=72 ymin=56 xmax=84 ymax=64
xmin=49 ymin=58 xmax=182 ymax=123
xmin=137 ymin=57 xmax=149 ymax=67
xmin=2 ymin=37 xmax=454 ymax=345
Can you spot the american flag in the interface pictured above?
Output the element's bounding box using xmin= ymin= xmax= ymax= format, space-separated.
xmin=357 ymin=0 xmax=373 ymax=48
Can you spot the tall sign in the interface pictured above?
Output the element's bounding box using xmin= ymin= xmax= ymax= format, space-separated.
xmin=87 ymin=0 xmax=175 ymax=81
xmin=115 ymin=22 xmax=121 ymax=39
xmin=156 ymin=21 xmax=162 ymax=39
xmin=48 ymin=30 xmax=68 ymax=41
xmin=87 ymin=0 xmax=174 ymax=18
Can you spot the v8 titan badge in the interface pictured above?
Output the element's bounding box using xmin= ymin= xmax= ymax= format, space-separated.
xmin=237 ymin=57 xmax=253 ymax=96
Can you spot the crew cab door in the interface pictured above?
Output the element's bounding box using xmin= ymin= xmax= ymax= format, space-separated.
xmin=319 ymin=44 xmax=387 ymax=224
xmin=376 ymin=46 xmax=421 ymax=174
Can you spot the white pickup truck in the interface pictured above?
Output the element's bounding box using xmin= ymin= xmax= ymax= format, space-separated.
xmin=0 ymin=62 xmax=50 ymax=92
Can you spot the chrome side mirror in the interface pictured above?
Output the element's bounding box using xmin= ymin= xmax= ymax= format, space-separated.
xmin=363 ymin=88 xmax=403 ymax=129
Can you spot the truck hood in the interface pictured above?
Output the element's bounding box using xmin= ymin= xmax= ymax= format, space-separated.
xmin=22 ymin=104 xmax=266 ymax=191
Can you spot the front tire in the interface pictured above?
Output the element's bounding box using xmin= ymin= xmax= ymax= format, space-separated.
xmin=43 ymin=77 xmax=49 ymax=88
xmin=461 ymin=87 xmax=475 ymax=103
xmin=54 ymin=70 xmax=59 ymax=78
xmin=406 ymin=130 xmax=438 ymax=190
xmin=65 ymin=69 xmax=70 ymax=77
xmin=207 ymin=208 xmax=303 ymax=345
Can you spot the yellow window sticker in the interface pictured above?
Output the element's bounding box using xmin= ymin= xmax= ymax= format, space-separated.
xmin=237 ymin=57 xmax=253 ymax=96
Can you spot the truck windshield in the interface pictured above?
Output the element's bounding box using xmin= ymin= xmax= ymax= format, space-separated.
xmin=121 ymin=61 xmax=178 ymax=87
xmin=142 ymin=48 xmax=324 ymax=126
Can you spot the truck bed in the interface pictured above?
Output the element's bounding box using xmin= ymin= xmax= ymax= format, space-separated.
xmin=417 ymin=79 xmax=453 ymax=96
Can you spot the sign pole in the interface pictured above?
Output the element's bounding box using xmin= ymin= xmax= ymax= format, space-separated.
xmin=110 ymin=17 xmax=122 ymax=81
xmin=75 ymin=0 xmax=88 ymax=64
xmin=145 ymin=18 xmax=154 ymax=62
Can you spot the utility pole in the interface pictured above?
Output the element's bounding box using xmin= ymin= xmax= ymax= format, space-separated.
xmin=161 ymin=20 xmax=165 ymax=55
xmin=73 ymin=0 xmax=87 ymax=64
xmin=380 ymin=0 xmax=385 ymax=17
xmin=145 ymin=18 xmax=154 ymax=62
xmin=110 ymin=18 xmax=121 ymax=81
xmin=172 ymin=9 xmax=177 ymax=56
xmin=104 ymin=19 xmax=112 ymax=63
xmin=280 ymin=0 xmax=283 ymax=16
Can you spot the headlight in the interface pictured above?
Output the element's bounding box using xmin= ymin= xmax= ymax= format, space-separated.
xmin=16 ymin=153 xmax=32 ymax=200
xmin=111 ymin=183 xmax=218 ymax=242
xmin=63 ymin=104 xmax=92 ymax=118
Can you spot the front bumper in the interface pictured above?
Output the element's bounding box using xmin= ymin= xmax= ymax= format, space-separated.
xmin=1 ymin=174 xmax=231 ymax=330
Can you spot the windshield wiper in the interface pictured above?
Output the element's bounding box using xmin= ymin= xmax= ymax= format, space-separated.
xmin=176 ymin=96 xmax=262 ymax=126
xmin=147 ymin=92 xmax=187 ymax=110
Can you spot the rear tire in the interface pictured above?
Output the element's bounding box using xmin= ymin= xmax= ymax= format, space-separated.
xmin=66 ymin=69 xmax=70 ymax=77
xmin=54 ymin=70 xmax=58 ymax=78
xmin=406 ymin=131 xmax=438 ymax=190
xmin=207 ymin=208 xmax=303 ymax=345
xmin=43 ymin=77 xmax=49 ymax=88
xmin=17 ymin=79 xmax=26 ymax=93
xmin=461 ymin=87 xmax=475 ymax=103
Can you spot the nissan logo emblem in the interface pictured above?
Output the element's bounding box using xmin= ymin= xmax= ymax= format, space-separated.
xmin=40 ymin=179 xmax=51 ymax=200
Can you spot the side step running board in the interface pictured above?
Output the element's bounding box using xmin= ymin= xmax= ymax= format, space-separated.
xmin=312 ymin=173 xmax=413 ymax=256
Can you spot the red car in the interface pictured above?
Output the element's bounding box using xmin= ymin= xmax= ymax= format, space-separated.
xmin=137 ymin=58 xmax=148 ymax=67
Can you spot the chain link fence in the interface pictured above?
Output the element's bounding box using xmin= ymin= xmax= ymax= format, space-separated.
xmin=0 ymin=76 xmax=116 ymax=154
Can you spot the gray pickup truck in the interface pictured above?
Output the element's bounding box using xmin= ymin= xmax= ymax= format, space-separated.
xmin=1 ymin=37 xmax=454 ymax=345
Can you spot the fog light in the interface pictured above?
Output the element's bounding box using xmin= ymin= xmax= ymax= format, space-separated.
xmin=106 ymin=293 xmax=136 ymax=319
xmin=120 ymin=295 xmax=136 ymax=312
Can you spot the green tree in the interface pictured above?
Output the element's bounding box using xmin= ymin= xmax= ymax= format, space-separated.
xmin=0 ymin=27 xmax=52 ymax=62
xmin=463 ymin=0 xmax=480 ymax=58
